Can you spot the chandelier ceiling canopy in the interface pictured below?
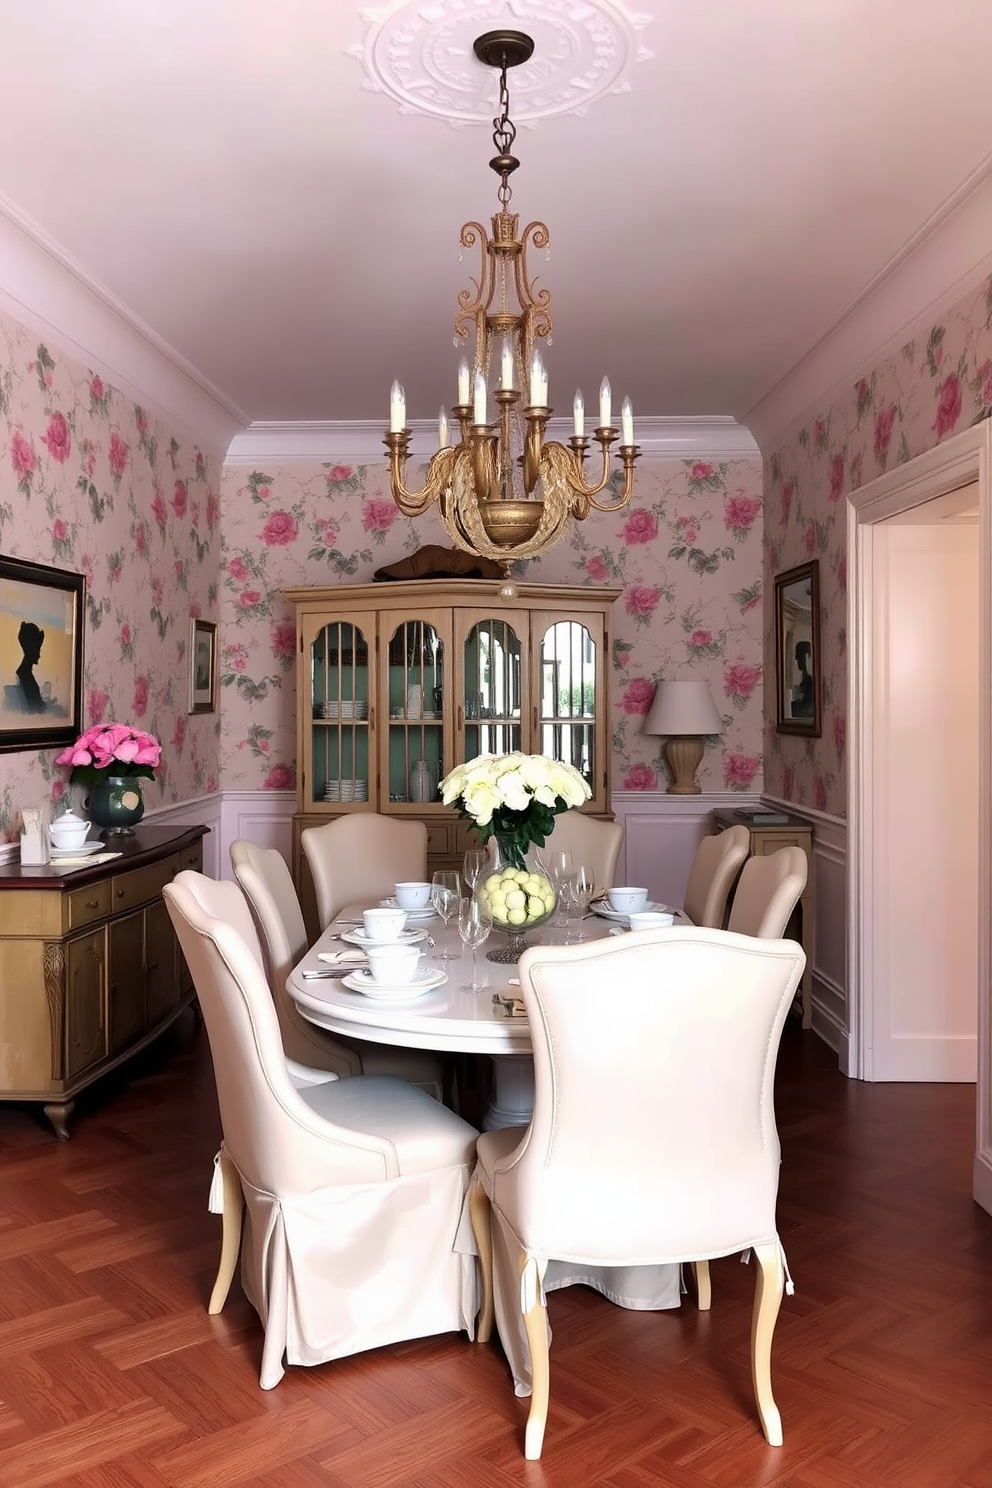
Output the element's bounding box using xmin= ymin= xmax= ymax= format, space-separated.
xmin=384 ymin=29 xmax=638 ymax=580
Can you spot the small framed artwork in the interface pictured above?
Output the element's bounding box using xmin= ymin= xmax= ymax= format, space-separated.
xmin=188 ymin=618 xmax=217 ymax=714
xmin=775 ymin=560 xmax=821 ymax=736
xmin=0 ymin=553 xmax=84 ymax=753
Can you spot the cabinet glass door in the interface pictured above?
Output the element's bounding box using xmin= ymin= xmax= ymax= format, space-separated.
xmin=383 ymin=613 xmax=448 ymax=806
xmin=535 ymin=615 xmax=601 ymax=804
xmin=307 ymin=617 xmax=373 ymax=809
xmin=458 ymin=614 xmax=526 ymax=763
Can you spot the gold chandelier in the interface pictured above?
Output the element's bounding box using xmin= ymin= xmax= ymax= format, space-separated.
xmin=384 ymin=29 xmax=638 ymax=575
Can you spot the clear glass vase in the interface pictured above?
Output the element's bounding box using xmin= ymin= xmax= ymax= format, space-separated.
xmin=481 ymin=831 xmax=557 ymax=963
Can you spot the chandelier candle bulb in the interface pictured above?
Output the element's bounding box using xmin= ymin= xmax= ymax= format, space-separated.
xmin=438 ymin=408 xmax=450 ymax=448
xmin=621 ymin=396 xmax=634 ymax=446
xmin=573 ymin=390 xmax=584 ymax=439
xmin=389 ymin=381 xmax=406 ymax=433
xmin=599 ymin=377 xmax=612 ymax=430
xmin=501 ymin=341 xmax=514 ymax=390
xmin=473 ymin=368 xmax=487 ymax=425
xmin=457 ymin=358 xmax=471 ymax=406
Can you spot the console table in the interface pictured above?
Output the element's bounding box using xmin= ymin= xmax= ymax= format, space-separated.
xmin=712 ymin=808 xmax=815 ymax=1028
xmin=0 ymin=823 xmax=206 ymax=1138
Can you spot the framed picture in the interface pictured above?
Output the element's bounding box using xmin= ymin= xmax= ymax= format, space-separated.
xmin=0 ymin=554 xmax=84 ymax=753
xmin=775 ymin=560 xmax=821 ymax=737
xmin=188 ymin=618 xmax=217 ymax=714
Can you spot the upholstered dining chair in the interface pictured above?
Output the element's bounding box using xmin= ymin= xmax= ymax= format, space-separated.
xmin=300 ymin=813 xmax=428 ymax=931
xmin=727 ymin=846 xmax=808 ymax=939
xmin=229 ymin=839 xmax=445 ymax=1098
xmin=163 ymin=869 xmax=479 ymax=1390
xmin=468 ymin=927 xmax=806 ymax=1460
xmin=540 ymin=809 xmax=624 ymax=893
xmin=681 ymin=824 xmax=750 ymax=927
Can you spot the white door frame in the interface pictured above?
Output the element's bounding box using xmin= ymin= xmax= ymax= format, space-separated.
xmin=847 ymin=419 xmax=992 ymax=1211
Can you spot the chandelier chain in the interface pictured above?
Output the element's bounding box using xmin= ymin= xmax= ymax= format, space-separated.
xmin=493 ymin=56 xmax=516 ymax=209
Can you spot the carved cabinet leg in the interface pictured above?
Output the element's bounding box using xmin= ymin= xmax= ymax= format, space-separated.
xmin=43 ymin=1101 xmax=75 ymax=1141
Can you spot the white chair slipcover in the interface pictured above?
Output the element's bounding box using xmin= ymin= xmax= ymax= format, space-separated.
xmin=540 ymin=809 xmax=624 ymax=892
xmin=727 ymin=845 xmax=808 ymax=939
xmin=468 ymin=927 xmax=805 ymax=1458
xmin=164 ymin=870 xmax=479 ymax=1390
xmin=682 ymin=824 xmax=750 ymax=927
xmin=300 ymin=813 xmax=428 ymax=931
xmin=230 ymin=839 xmax=445 ymax=1098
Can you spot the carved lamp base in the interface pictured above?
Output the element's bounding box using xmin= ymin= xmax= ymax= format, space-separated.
xmin=663 ymin=735 xmax=705 ymax=795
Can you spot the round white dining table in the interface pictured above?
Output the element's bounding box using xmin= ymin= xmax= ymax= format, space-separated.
xmin=286 ymin=901 xmax=643 ymax=1128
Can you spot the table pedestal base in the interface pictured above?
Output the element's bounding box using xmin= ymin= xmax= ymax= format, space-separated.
xmin=483 ymin=1053 xmax=534 ymax=1131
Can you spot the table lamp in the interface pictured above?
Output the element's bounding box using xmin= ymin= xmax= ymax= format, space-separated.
xmin=644 ymin=678 xmax=724 ymax=795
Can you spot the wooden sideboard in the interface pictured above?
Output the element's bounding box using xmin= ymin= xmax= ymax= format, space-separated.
xmin=712 ymin=808 xmax=815 ymax=1029
xmin=0 ymin=823 xmax=206 ymax=1139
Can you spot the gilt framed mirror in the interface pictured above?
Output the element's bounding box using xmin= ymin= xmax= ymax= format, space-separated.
xmin=774 ymin=559 xmax=821 ymax=736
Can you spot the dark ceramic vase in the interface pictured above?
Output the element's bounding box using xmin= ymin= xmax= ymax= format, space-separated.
xmin=86 ymin=774 xmax=145 ymax=836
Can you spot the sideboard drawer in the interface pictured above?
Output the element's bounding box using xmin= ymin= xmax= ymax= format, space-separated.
xmin=425 ymin=822 xmax=453 ymax=857
xmin=111 ymin=856 xmax=178 ymax=914
xmin=178 ymin=841 xmax=203 ymax=874
xmin=67 ymin=881 xmax=112 ymax=931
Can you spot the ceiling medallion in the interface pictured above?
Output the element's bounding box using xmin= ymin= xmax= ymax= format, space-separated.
xmin=383 ymin=30 xmax=639 ymax=576
xmin=351 ymin=0 xmax=653 ymax=123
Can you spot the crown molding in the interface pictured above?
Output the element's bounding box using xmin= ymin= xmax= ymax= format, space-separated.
xmin=224 ymin=415 xmax=759 ymax=465
xmin=742 ymin=161 xmax=992 ymax=453
xmin=0 ymin=192 xmax=248 ymax=460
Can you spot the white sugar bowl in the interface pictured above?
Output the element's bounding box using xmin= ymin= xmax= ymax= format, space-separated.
xmin=50 ymin=811 xmax=90 ymax=851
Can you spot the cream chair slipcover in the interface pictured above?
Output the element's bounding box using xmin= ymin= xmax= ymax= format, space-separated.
xmin=164 ymin=870 xmax=479 ymax=1389
xmin=682 ymin=823 xmax=750 ymax=927
xmin=468 ymin=927 xmax=805 ymax=1458
xmin=301 ymin=813 xmax=428 ymax=931
xmin=540 ymin=809 xmax=624 ymax=892
xmin=727 ymin=845 xmax=808 ymax=939
xmin=230 ymin=840 xmax=445 ymax=1098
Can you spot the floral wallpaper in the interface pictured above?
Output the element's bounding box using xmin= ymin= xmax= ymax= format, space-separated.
xmin=219 ymin=457 xmax=765 ymax=794
xmin=765 ymin=272 xmax=992 ymax=819
xmin=0 ymin=304 xmax=222 ymax=839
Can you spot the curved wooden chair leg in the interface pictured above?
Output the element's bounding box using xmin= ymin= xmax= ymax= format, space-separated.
xmin=468 ymin=1181 xmax=494 ymax=1343
xmin=208 ymin=1151 xmax=244 ymax=1314
xmin=692 ymin=1259 xmax=711 ymax=1311
xmin=750 ymin=1241 xmax=785 ymax=1446
xmin=522 ymin=1256 xmax=550 ymax=1461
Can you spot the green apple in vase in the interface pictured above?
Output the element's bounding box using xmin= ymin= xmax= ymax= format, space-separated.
xmin=478 ymin=867 xmax=556 ymax=928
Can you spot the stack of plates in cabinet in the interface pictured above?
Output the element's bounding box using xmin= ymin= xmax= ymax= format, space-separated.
xmin=324 ymin=779 xmax=369 ymax=802
xmin=324 ymin=701 xmax=369 ymax=721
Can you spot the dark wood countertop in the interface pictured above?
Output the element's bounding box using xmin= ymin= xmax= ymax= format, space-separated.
xmin=0 ymin=823 xmax=208 ymax=890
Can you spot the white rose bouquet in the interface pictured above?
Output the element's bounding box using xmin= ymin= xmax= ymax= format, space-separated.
xmin=440 ymin=752 xmax=591 ymax=869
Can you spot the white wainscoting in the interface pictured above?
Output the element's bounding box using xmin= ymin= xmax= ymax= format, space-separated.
xmin=193 ymin=788 xmax=850 ymax=1065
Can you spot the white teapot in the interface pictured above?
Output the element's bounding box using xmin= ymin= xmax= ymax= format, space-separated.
xmin=50 ymin=810 xmax=91 ymax=851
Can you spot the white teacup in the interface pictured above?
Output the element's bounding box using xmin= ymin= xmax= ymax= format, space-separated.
xmin=627 ymin=910 xmax=676 ymax=932
xmin=365 ymin=942 xmax=422 ymax=985
xmin=362 ymin=906 xmax=408 ymax=942
xmin=607 ymin=885 xmax=649 ymax=915
xmin=50 ymin=811 xmax=90 ymax=851
xmin=394 ymin=881 xmax=432 ymax=911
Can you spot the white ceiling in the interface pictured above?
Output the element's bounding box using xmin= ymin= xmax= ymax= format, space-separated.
xmin=2 ymin=0 xmax=992 ymax=440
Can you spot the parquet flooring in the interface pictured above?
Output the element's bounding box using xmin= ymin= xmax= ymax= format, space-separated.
xmin=1 ymin=1012 xmax=991 ymax=1487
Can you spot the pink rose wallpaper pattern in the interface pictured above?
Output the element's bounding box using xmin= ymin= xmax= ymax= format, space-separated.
xmin=766 ymin=273 xmax=992 ymax=819
xmin=219 ymin=457 xmax=765 ymax=794
xmin=0 ymin=306 xmax=221 ymax=838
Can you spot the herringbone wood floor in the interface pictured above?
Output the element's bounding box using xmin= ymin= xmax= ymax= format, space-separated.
xmin=1 ymin=1013 xmax=991 ymax=1488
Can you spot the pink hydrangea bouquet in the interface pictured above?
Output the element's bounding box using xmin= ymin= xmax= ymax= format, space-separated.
xmin=56 ymin=723 xmax=161 ymax=786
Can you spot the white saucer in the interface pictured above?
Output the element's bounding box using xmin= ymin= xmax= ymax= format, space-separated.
xmin=342 ymin=967 xmax=447 ymax=1000
xmin=50 ymin=840 xmax=101 ymax=857
xmin=591 ymin=899 xmax=673 ymax=925
xmin=340 ymin=927 xmax=428 ymax=948
xmin=379 ymin=899 xmax=438 ymax=922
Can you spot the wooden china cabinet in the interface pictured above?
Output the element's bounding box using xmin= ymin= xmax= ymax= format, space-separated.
xmin=285 ymin=577 xmax=622 ymax=918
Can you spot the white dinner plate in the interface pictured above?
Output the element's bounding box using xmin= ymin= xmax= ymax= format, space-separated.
xmin=342 ymin=967 xmax=447 ymax=1000
xmin=378 ymin=898 xmax=437 ymax=922
xmin=340 ymin=927 xmax=429 ymax=947
xmin=591 ymin=899 xmax=674 ymax=925
xmin=50 ymin=840 xmax=102 ymax=857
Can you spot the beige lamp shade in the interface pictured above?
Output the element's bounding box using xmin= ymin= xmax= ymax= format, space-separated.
xmin=644 ymin=679 xmax=724 ymax=795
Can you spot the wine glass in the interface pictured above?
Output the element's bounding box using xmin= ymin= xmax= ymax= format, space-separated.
xmin=560 ymin=864 xmax=595 ymax=943
xmin=544 ymin=848 xmax=573 ymax=921
xmin=458 ymin=895 xmax=492 ymax=991
xmin=462 ymin=849 xmax=488 ymax=896
xmin=430 ymin=871 xmax=461 ymax=959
